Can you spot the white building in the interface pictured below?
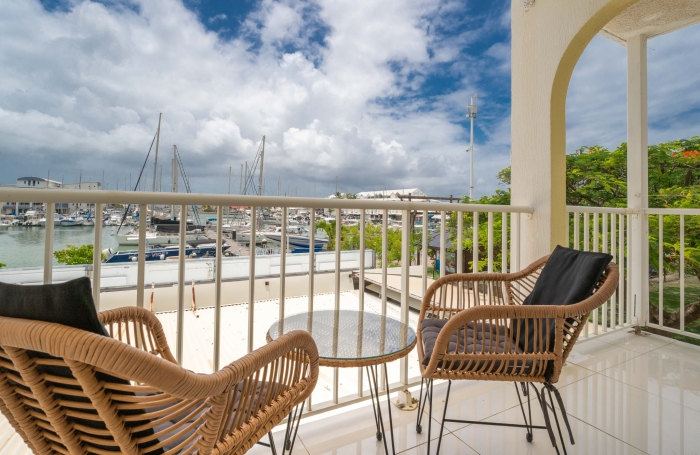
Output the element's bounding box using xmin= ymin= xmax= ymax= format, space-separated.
xmin=0 ymin=177 xmax=101 ymax=215
xmin=329 ymin=188 xmax=429 ymax=218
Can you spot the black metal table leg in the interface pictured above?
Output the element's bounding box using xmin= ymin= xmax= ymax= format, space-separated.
xmin=366 ymin=364 xmax=393 ymax=454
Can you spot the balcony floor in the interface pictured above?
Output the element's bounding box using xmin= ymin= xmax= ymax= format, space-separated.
xmin=1 ymin=329 xmax=698 ymax=454
xmin=245 ymin=330 xmax=700 ymax=455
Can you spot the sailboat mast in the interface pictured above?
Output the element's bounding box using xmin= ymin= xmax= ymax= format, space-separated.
xmin=171 ymin=145 xmax=178 ymax=218
xmin=258 ymin=135 xmax=265 ymax=196
xmin=152 ymin=113 xmax=162 ymax=193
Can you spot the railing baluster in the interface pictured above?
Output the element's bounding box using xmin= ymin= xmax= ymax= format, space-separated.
xmin=573 ymin=212 xmax=580 ymax=250
xmin=307 ymin=208 xmax=314 ymax=412
xmin=512 ymin=213 xmax=520 ymax=273
xmin=422 ymin=209 xmax=428 ymax=293
xmin=358 ymin=209 xmax=365 ymax=398
xmin=610 ymin=214 xmax=617 ymax=327
xmin=472 ymin=211 xmax=479 ymax=273
xmin=214 ymin=206 xmax=223 ymax=372
xmin=592 ymin=213 xmax=599 ymax=334
xmin=680 ymin=215 xmax=685 ymax=331
xmin=92 ymin=202 xmax=103 ymax=309
xmin=457 ymin=211 xmax=463 ymax=308
xmin=619 ymin=214 xmax=625 ymax=325
xmin=658 ymin=215 xmax=664 ymax=327
xmin=439 ymin=211 xmax=446 ymax=277
xmin=177 ymin=204 xmax=187 ymax=364
xmin=382 ymin=209 xmax=388 ymax=314
xmin=625 ymin=214 xmax=631 ymax=324
xmin=501 ymin=212 xmax=508 ymax=272
xmin=280 ymin=208 xmax=287 ymax=321
xmin=335 ymin=207 xmax=341 ymax=311
xmin=400 ymin=209 xmax=410 ymax=385
xmin=602 ymin=213 xmax=608 ymax=332
xmin=309 ymin=209 xmax=315 ymax=313
xmin=248 ymin=206 xmax=256 ymax=353
xmin=137 ymin=203 xmax=148 ymax=309
xmin=583 ymin=213 xmax=590 ymax=252
xmin=487 ymin=212 xmax=494 ymax=273
xmin=43 ymin=202 xmax=54 ymax=284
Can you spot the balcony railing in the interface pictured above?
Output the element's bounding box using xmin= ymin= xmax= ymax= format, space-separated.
xmin=0 ymin=187 xmax=533 ymax=415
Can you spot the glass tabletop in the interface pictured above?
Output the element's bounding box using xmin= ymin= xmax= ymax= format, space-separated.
xmin=267 ymin=310 xmax=416 ymax=362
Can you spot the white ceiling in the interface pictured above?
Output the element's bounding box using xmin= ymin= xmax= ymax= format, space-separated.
xmin=600 ymin=0 xmax=700 ymax=45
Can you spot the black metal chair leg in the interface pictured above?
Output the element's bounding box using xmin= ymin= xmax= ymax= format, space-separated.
xmin=436 ymin=380 xmax=451 ymax=455
xmin=287 ymin=401 xmax=304 ymax=454
xmin=546 ymin=385 xmax=569 ymax=455
xmin=268 ymin=432 xmax=278 ymax=455
xmin=416 ymin=377 xmax=425 ymax=433
xmin=533 ymin=385 xmax=560 ymax=455
xmin=548 ymin=383 xmax=575 ymax=444
xmin=426 ymin=379 xmax=434 ymax=454
xmin=514 ymin=383 xmax=532 ymax=442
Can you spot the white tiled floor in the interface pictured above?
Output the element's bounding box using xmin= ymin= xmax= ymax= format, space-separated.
xmin=2 ymin=330 xmax=700 ymax=454
xmin=245 ymin=330 xmax=700 ymax=455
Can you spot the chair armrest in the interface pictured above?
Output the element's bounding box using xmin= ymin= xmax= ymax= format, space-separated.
xmin=422 ymin=304 xmax=562 ymax=378
xmin=99 ymin=306 xmax=178 ymax=364
xmin=210 ymin=330 xmax=319 ymax=453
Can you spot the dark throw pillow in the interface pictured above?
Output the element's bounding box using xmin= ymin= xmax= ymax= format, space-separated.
xmin=512 ymin=245 xmax=612 ymax=380
xmin=0 ymin=277 xmax=107 ymax=336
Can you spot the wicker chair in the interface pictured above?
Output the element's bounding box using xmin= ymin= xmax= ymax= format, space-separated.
xmin=0 ymin=306 xmax=319 ymax=455
xmin=415 ymin=254 xmax=619 ymax=455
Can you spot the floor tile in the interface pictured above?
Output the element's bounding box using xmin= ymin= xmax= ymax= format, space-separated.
xmin=559 ymin=373 xmax=700 ymax=455
xmin=397 ymin=433 xmax=478 ymax=455
xmin=423 ymin=379 xmax=522 ymax=432
xmin=567 ymin=339 xmax=641 ymax=372
xmin=646 ymin=340 xmax=700 ymax=371
xmin=453 ymin=405 xmax=647 ymax=455
xmin=298 ymin=399 xmax=441 ymax=455
xmin=601 ymin=348 xmax=700 ymax=413
xmin=595 ymin=330 xmax=676 ymax=354
xmin=556 ymin=362 xmax=598 ymax=387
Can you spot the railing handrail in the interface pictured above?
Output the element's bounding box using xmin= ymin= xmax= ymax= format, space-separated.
xmin=0 ymin=188 xmax=533 ymax=213
xmin=566 ymin=206 xmax=632 ymax=214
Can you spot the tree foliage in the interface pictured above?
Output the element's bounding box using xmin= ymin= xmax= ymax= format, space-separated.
xmin=0 ymin=262 xmax=5 ymax=268
xmin=53 ymin=244 xmax=104 ymax=265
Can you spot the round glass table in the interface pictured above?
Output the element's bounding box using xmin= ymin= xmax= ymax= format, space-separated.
xmin=267 ymin=310 xmax=416 ymax=455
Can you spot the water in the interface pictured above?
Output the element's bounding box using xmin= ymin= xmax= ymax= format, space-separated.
xmin=0 ymin=225 xmax=123 ymax=268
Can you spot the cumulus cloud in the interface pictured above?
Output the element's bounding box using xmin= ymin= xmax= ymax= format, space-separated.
xmin=2 ymin=0 xmax=508 ymax=196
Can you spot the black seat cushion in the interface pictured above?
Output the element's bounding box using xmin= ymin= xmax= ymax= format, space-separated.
xmin=0 ymin=278 xmax=162 ymax=453
xmin=513 ymin=245 xmax=612 ymax=378
xmin=421 ymin=319 xmax=533 ymax=374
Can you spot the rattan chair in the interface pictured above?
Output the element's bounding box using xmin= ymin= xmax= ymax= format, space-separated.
xmin=0 ymin=305 xmax=319 ymax=455
xmin=415 ymin=254 xmax=619 ymax=455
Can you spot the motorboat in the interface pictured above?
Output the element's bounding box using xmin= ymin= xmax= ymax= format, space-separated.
xmin=102 ymin=244 xmax=229 ymax=264
xmin=38 ymin=213 xmax=62 ymax=226
xmin=262 ymin=226 xmax=328 ymax=249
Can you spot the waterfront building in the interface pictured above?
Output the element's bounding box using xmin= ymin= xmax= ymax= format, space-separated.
xmin=0 ymin=176 xmax=101 ymax=215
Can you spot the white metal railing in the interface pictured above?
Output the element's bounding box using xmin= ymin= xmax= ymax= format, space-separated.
xmin=567 ymin=206 xmax=632 ymax=337
xmin=646 ymin=207 xmax=700 ymax=341
xmin=0 ymin=187 xmax=533 ymax=414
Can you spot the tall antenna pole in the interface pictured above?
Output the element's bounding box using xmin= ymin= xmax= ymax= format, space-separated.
xmin=228 ymin=166 xmax=232 ymax=194
xmin=467 ymin=94 xmax=477 ymax=200
xmin=239 ymin=164 xmax=243 ymax=194
xmin=244 ymin=161 xmax=248 ymax=195
xmin=258 ymin=136 xmax=265 ymax=196
xmin=152 ymin=113 xmax=162 ymax=193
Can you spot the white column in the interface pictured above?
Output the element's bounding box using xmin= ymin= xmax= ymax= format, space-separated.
xmin=627 ymin=34 xmax=649 ymax=327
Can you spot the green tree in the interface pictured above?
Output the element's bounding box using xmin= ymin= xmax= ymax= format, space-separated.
xmin=53 ymin=244 xmax=104 ymax=265
xmin=0 ymin=262 xmax=6 ymax=268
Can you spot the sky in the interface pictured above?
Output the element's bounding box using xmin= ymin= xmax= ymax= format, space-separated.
xmin=0 ymin=0 xmax=698 ymax=198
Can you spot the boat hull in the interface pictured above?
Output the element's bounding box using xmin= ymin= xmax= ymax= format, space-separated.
xmin=114 ymin=233 xmax=209 ymax=246
xmin=263 ymin=233 xmax=328 ymax=249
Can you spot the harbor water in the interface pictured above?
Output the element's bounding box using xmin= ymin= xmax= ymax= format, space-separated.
xmin=0 ymin=225 xmax=122 ymax=268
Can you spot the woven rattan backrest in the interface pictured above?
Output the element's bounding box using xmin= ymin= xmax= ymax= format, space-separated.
xmin=0 ymin=315 xmax=318 ymax=455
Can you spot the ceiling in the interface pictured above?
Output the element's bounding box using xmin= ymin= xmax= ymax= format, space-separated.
xmin=600 ymin=0 xmax=700 ymax=45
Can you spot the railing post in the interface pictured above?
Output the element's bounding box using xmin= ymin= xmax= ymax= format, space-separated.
xmin=137 ymin=203 xmax=148 ymax=309
xmin=214 ymin=205 xmax=224 ymax=372
xmin=43 ymin=202 xmax=54 ymax=284
xmin=92 ymin=202 xmax=103 ymax=310
xmin=400 ymin=209 xmax=410 ymax=385
xmin=422 ymin=210 xmax=428 ymax=292
xmin=248 ymin=206 xmax=256 ymax=353
xmin=176 ymin=204 xmax=187 ymax=364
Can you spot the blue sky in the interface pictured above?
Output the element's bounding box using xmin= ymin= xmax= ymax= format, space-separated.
xmin=0 ymin=0 xmax=698 ymax=198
